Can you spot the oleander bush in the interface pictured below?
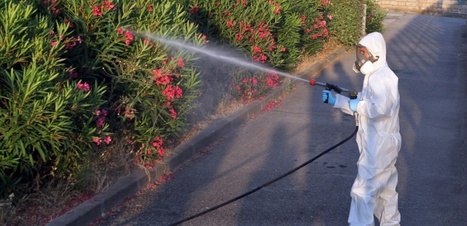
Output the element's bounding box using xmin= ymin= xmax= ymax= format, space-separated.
xmin=0 ymin=0 xmax=203 ymax=199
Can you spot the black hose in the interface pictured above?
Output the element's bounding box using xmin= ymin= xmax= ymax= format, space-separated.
xmin=169 ymin=126 xmax=359 ymax=226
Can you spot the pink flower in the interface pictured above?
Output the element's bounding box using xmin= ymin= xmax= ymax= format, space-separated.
xmin=260 ymin=54 xmax=268 ymax=63
xmin=258 ymin=30 xmax=270 ymax=39
xmin=251 ymin=77 xmax=258 ymax=85
xmin=190 ymin=5 xmax=199 ymax=14
xmin=116 ymin=27 xmax=124 ymax=34
xmin=94 ymin=109 xmax=108 ymax=117
xmin=155 ymin=75 xmax=172 ymax=86
xmin=177 ymin=58 xmax=185 ymax=68
xmin=51 ymin=41 xmax=57 ymax=47
xmin=92 ymin=6 xmax=102 ymax=17
xmin=152 ymin=136 xmax=163 ymax=148
xmin=158 ymin=148 xmax=165 ymax=157
xmin=235 ymin=33 xmax=243 ymax=42
xmin=145 ymin=164 xmax=153 ymax=170
xmin=327 ymin=14 xmax=333 ymax=20
xmin=42 ymin=0 xmax=55 ymax=6
xmin=162 ymin=85 xmax=183 ymax=100
xmin=266 ymin=73 xmax=279 ymax=87
xmin=152 ymin=68 xmax=162 ymax=77
xmin=69 ymin=69 xmax=78 ymax=79
xmin=252 ymin=46 xmax=261 ymax=53
xmin=226 ymin=20 xmax=235 ymax=28
xmin=77 ymin=81 xmax=91 ymax=93
xmin=153 ymin=69 xmax=172 ymax=86
xmin=64 ymin=18 xmax=74 ymax=28
xmin=239 ymin=21 xmax=252 ymax=32
xmin=125 ymin=30 xmax=134 ymax=41
xmin=169 ymin=108 xmax=177 ymax=119
xmin=50 ymin=6 xmax=60 ymax=15
xmin=124 ymin=106 xmax=135 ymax=120
xmin=124 ymin=30 xmax=134 ymax=46
xmin=93 ymin=137 xmax=102 ymax=145
xmin=65 ymin=40 xmax=78 ymax=50
xmin=144 ymin=39 xmax=152 ymax=46
xmin=321 ymin=20 xmax=327 ymax=27
xmin=104 ymin=136 xmax=112 ymax=144
xmin=322 ymin=28 xmax=329 ymax=37
xmin=201 ymin=34 xmax=207 ymax=44
xmin=273 ymin=5 xmax=282 ymax=14
xmin=96 ymin=117 xmax=105 ymax=128
xmin=223 ymin=10 xmax=231 ymax=17
xmin=103 ymin=0 xmax=115 ymax=11
xmin=268 ymin=44 xmax=276 ymax=52
xmin=147 ymin=4 xmax=154 ymax=12
xmin=238 ymin=0 xmax=247 ymax=7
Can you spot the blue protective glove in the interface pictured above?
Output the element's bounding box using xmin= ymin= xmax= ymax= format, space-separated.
xmin=322 ymin=90 xmax=336 ymax=106
xmin=348 ymin=99 xmax=360 ymax=112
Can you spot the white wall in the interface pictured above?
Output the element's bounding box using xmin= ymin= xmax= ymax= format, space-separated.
xmin=376 ymin=0 xmax=467 ymax=16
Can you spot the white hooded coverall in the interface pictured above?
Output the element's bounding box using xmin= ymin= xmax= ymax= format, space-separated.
xmin=334 ymin=32 xmax=401 ymax=226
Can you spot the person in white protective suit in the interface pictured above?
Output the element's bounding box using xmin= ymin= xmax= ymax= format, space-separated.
xmin=322 ymin=32 xmax=402 ymax=226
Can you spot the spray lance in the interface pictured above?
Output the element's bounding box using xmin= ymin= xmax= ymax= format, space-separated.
xmin=309 ymin=79 xmax=359 ymax=102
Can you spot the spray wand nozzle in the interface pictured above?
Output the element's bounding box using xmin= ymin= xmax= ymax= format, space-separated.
xmin=309 ymin=79 xmax=358 ymax=101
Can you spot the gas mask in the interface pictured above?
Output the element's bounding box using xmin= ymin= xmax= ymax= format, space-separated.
xmin=353 ymin=45 xmax=379 ymax=74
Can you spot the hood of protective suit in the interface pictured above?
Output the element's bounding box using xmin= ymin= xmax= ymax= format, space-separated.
xmin=357 ymin=32 xmax=388 ymax=73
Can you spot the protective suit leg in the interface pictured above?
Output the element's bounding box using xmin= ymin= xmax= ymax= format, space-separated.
xmin=348 ymin=164 xmax=379 ymax=226
xmin=348 ymin=152 xmax=400 ymax=226
xmin=375 ymin=166 xmax=400 ymax=226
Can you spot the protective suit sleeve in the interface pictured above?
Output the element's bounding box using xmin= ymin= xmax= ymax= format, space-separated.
xmin=334 ymin=94 xmax=354 ymax=115
xmin=356 ymin=77 xmax=397 ymax=119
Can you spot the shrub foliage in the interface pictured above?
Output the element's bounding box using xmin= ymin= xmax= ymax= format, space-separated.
xmin=0 ymin=0 xmax=203 ymax=198
xmin=366 ymin=0 xmax=387 ymax=34
xmin=0 ymin=0 xmax=108 ymax=195
xmin=329 ymin=0 xmax=365 ymax=45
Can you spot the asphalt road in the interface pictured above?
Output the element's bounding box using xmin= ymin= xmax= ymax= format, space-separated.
xmin=95 ymin=12 xmax=467 ymax=226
